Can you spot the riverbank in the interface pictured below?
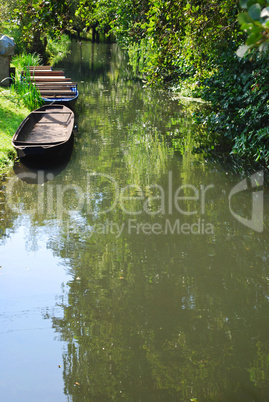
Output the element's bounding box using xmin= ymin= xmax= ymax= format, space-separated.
xmin=0 ymin=88 xmax=30 ymax=172
xmin=0 ymin=40 xmax=71 ymax=175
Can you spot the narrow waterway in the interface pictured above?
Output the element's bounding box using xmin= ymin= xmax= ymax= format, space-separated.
xmin=0 ymin=42 xmax=269 ymax=401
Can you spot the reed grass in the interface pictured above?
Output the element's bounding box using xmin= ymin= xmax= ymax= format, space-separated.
xmin=10 ymin=52 xmax=44 ymax=110
xmin=11 ymin=52 xmax=42 ymax=80
xmin=11 ymin=74 xmax=44 ymax=110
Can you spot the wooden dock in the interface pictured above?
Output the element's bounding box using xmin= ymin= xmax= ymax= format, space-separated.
xmin=23 ymin=66 xmax=78 ymax=105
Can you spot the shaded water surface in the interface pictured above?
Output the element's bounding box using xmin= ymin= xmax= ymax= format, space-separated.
xmin=0 ymin=42 xmax=269 ymax=401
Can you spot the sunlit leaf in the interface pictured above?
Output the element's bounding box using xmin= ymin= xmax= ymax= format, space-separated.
xmin=236 ymin=44 xmax=251 ymax=57
xmin=261 ymin=7 xmax=269 ymax=17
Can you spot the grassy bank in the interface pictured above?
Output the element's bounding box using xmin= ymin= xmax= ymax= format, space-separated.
xmin=0 ymin=37 xmax=72 ymax=175
xmin=0 ymin=52 xmax=42 ymax=173
xmin=0 ymin=89 xmax=30 ymax=172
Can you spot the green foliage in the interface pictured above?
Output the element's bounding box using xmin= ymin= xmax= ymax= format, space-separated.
xmin=9 ymin=0 xmax=75 ymax=55
xmin=105 ymin=0 xmax=242 ymax=86
xmin=10 ymin=77 xmax=44 ymax=110
xmin=46 ymin=34 xmax=71 ymax=65
xmin=0 ymin=88 xmax=30 ymax=170
xmin=195 ymin=48 xmax=269 ymax=166
xmin=11 ymin=52 xmax=41 ymax=79
xmin=237 ymin=0 xmax=269 ymax=56
xmin=127 ymin=38 xmax=157 ymax=79
xmin=10 ymin=52 xmax=44 ymax=110
xmin=0 ymin=0 xmax=17 ymax=31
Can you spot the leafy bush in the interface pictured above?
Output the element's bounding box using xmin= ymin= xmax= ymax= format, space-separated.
xmin=237 ymin=0 xmax=269 ymax=56
xmin=195 ymin=47 xmax=269 ymax=166
xmin=46 ymin=34 xmax=71 ymax=65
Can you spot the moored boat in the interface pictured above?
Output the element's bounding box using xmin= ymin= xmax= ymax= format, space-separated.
xmin=12 ymin=104 xmax=74 ymax=160
xmin=38 ymin=85 xmax=79 ymax=109
xmin=22 ymin=66 xmax=79 ymax=108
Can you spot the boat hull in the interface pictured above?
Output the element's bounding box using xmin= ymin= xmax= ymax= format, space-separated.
xmin=42 ymin=91 xmax=79 ymax=110
xmin=12 ymin=104 xmax=74 ymax=162
xmin=14 ymin=135 xmax=73 ymax=159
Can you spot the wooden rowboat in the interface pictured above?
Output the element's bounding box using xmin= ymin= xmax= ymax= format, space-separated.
xmin=39 ymin=85 xmax=79 ymax=109
xmin=12 ymin=104 xmax=74 ymax=160
xmin=22 ymin=66 xmax=79 ymax=108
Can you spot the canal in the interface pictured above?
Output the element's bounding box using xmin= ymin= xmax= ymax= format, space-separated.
xmin=0 ymin=41 xmax=269 ymax=401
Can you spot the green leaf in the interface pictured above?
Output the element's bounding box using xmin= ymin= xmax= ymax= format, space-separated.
xmin=255 ymin=154 xmax=261 ymax=161
xmin=251 ymin=24 xmax=263 ymax=32
xmin=246 ymin=31 xmax=262 ymax=44
xmin=247 ymin=0 xmax=258 ymax=8
xmin=240 ymin=0 xmax=248 ymax=9
xmin=238 ymin=12 xmax=252 ymax=25
xmin=240 ymin=23 xmax=252 ymax=30
xmin=248 ymin=4 xmax=261 ymax=20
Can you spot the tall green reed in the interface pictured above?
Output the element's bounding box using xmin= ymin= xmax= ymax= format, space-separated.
xmin=10 ymin=52 xmax=44 ymax=110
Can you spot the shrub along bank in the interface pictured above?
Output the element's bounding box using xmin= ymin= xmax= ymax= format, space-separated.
xmin=194 ymin=46 xmax=269 ymax=168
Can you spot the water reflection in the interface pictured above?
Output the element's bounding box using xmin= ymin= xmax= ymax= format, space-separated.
xmin=49 ymin=169 xmax=269 ymax=401
xmin=1 ymin=42 xmax=269 ymax=401
xmin=53 ymin=43 xmax=269 ymax=401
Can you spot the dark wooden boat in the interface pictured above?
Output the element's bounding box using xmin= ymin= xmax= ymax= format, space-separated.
xmin=12 ymin=104 xmax=74 ymax=160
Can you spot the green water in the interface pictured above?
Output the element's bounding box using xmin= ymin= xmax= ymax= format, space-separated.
xmin=0 ymin=42 xmax=269 ymax=401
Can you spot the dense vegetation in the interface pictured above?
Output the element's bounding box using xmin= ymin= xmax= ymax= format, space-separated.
xmin=1 ymin=0 xmax=269 ymax=167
